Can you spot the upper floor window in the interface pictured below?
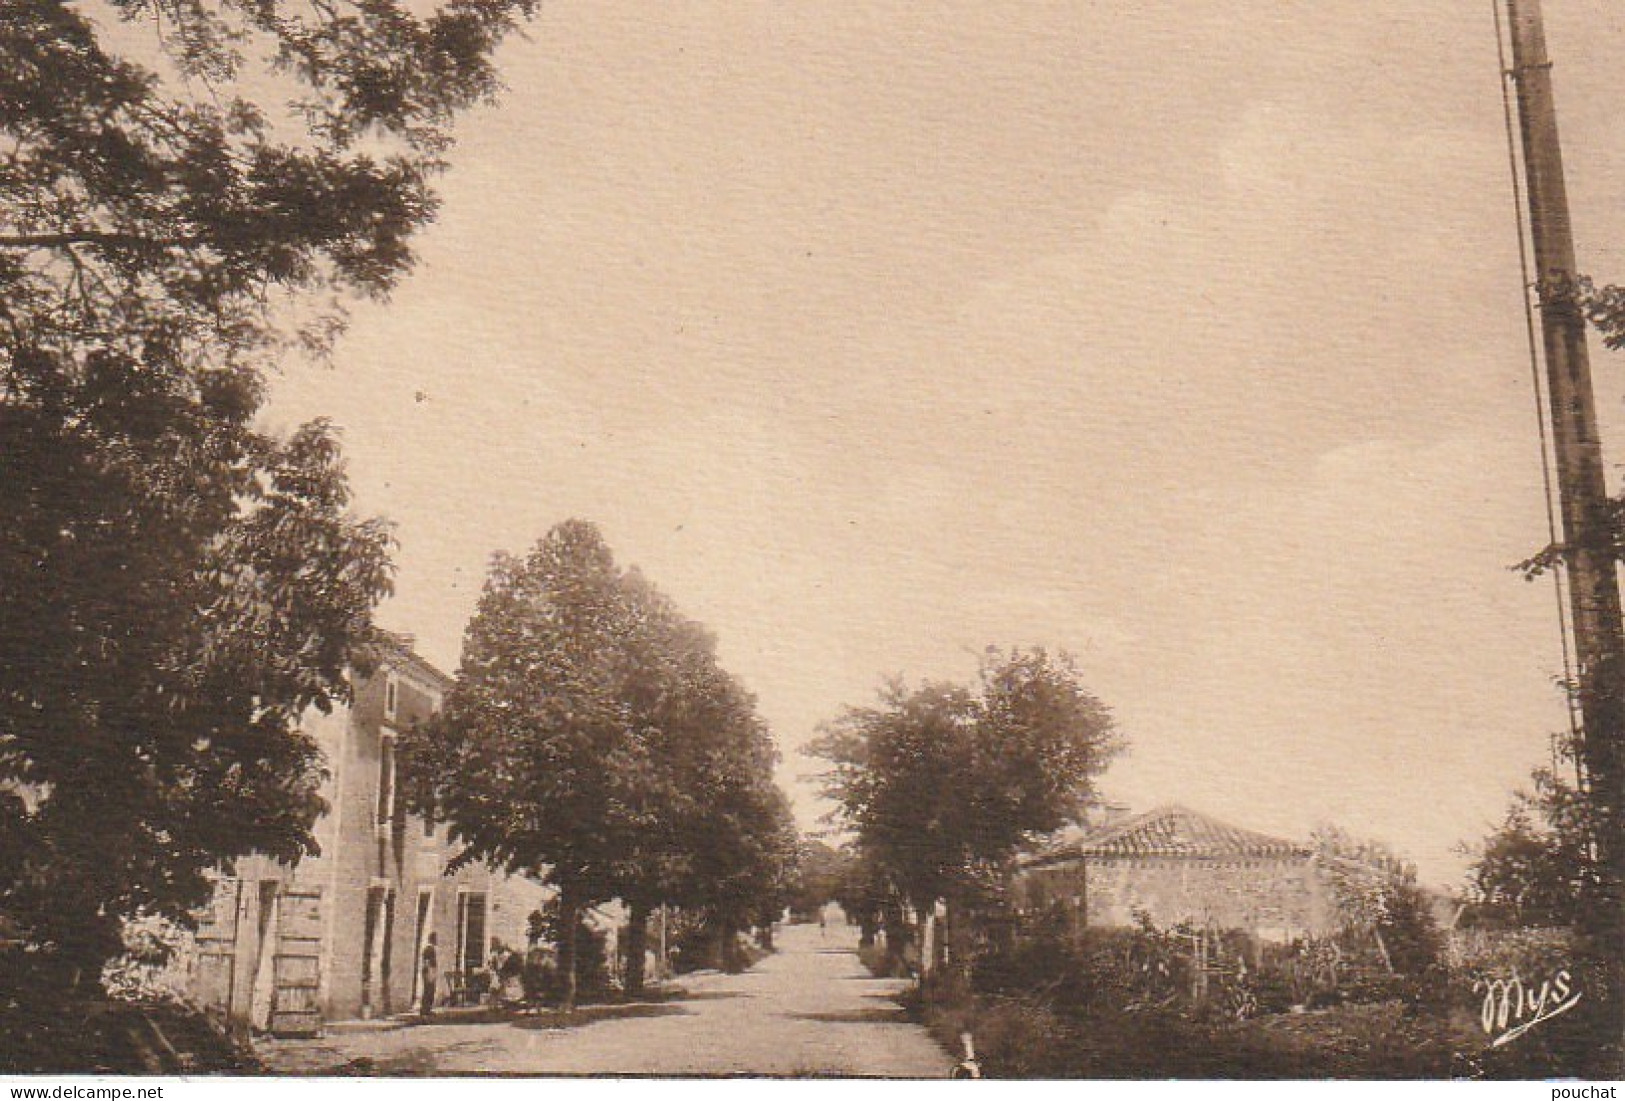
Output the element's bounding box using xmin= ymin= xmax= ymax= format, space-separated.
xmin=377 ymin=732 xmax=396 ymax=828
xmin=384 ymin=673 xmax=399 ymax=724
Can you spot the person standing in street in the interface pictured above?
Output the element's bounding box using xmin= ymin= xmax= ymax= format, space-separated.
xmin=420 ymin=932 xmax=439 ymax=1019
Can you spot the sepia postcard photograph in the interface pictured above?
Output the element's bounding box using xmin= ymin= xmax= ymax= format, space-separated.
xmin=3 ymin=0 xmax=1625 ymax=1085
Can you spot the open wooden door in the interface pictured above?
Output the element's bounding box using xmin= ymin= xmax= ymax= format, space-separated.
xmin=192 ymin=877 xmax=241 ymax=1017
xmin=268 ymin=886 xmax=324 ymax=1037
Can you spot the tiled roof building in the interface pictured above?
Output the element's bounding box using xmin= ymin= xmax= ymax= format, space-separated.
xmin=1017 ymin=805 xmax=1333 ymax=941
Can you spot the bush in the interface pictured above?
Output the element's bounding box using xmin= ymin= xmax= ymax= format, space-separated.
xmin=1376 ymin=882 xmax=1446 ymax=977
xmin=101 ymin=914 xmax=194 ymax=1004
xmin=972 ymin=929 xmax=1093 ymax=1008
xmin=856 ymin=940 xmax=897 ymax=979
xmin=1441 ymin=927 xmax=1595 ymax=1079
xmin=576 ymin=925 xmax=610 ymax=993
xmin=519 ymin=907 xmax=611 ymax=1005
xmin=1445 ymin=926 xmax=1571 ymax=979
xmin=921 ymin=990 xmax=1081 ymax=1077
xmin=519 ymin=946 xmax=556 ymax=1004
xmin=0 ymin=992 xmax=261 ymax=1074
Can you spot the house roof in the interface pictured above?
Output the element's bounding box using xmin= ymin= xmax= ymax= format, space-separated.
xmin=376 ymin=631 xmax=453 ymax=693
xmin=1025 ymin=804 xmax=1310 ymax=866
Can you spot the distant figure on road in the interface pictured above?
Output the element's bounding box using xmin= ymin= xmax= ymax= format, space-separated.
xmin=420 ymin=932 xmax=439 ymax=1019
xmin=819 ymin=909 xmax=827 ymax=939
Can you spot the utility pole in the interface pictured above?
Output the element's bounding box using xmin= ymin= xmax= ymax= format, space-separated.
xmin=1505 ymin=0 xmax=1625 ymax=1066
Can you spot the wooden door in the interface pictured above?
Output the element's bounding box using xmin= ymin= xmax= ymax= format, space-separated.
xmin=268 ymin=887 xmax=324 ymax=1037
xmin=192 ymin=877 xmax=241 ymax=1016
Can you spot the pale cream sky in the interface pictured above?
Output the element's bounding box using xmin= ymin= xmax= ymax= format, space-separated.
xmin=265 ymin=2 xmax=1625 ymax=886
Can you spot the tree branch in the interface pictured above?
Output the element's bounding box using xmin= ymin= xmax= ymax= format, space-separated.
xmin=0 ymin=230 xmax=190 ymax=250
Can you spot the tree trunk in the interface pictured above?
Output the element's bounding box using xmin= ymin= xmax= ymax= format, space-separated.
xmin=932 ymin=903 xmax=949 ymax=974
xmin=944 ymin=897 xmax=973 ymax=987
xmin=718 ymin=920 xmax=744 ymax=972
xmin=1372 ymin=925 xmax=1394 ymax=974
xmin=882 ymin=900 xmax=912 ymax=977
xmin=624 ymin=901 xmax=649 ymax=997
xmin=925 ymin=907 xmax=943 ymax=997
xmin=558 ymin=894 xmax=580 ymax=1012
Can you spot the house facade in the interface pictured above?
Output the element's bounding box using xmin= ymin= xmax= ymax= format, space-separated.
xmin=183 ymin=642 xmax=551 ymax=1034
xmin=1016 ymin=805 xmax=1337 ymax=942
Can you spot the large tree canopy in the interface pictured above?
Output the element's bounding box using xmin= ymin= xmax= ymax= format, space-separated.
xmin=403 ymin=520 xmax=794 ymax=1003
xmin=810 ymin=647 xmax=1120 ymax=922
xmin=0 ymin=0 xmax=532 ymax=989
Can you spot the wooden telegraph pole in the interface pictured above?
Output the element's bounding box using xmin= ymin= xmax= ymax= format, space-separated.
xmin=1505 ymin=0 xmax=1625 ymax=1065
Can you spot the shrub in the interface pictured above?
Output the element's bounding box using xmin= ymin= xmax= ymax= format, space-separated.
xmin=101 ymin=914 xmax=194 ymax=1004
xmin=519 ymin=946 xmax=556 ymax=1003
xmin=923 ymin=991 xmax=1080 ymax=1078
xmin=856 ymin=941 xmax=894 ymax=978
xmin=1445 ymin=926 xmax=1571 ymax=979
xmin=516 ymin=914 xmax=610 ymax=1005
xmin=972 ymin=928 xmax=1093 ymax=1007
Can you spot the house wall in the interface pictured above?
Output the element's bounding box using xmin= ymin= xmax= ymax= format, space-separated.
xmin=1019 ymin=855 xmax=1334 ymax=942
xmin=181 ymin=657 xmax=552 ymax=1031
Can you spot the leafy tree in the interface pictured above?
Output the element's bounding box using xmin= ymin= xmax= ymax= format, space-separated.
xmin=833 ymin=845 xmax=893 ymax=949
xmin=601 ymin=570 xmax=700 ymax=994
xmin=604 ymin=565 xmax=796 ymax=986
xmin=688 ymin=761 xmax=797 ymax=965
xmin=405 ymin=521 xmax=796 ymax=1001
xmin=1312 ymin=825 xmax=1443 ymax=978
xmin=403 ymin=521 xmax=648 ymax=1010
xmin=0 ymin=0 xmax=532 ymax=997
xmin=1 ymin=416 xmax=392 ymax=989
xmin=610 ymin=568 xmax=785 ymax=988
xmin=809 ymin=646 xmax=1120 ymax=969
xmin=812 ymin=678 xmax=972 ymax=927
xmin=788 ymin=839 xmax=849 ymax=919
xmin=1464 ymin=765 xmax=1592 ymax=930
xmin=636 ymin=616 xmax=795 ymax=969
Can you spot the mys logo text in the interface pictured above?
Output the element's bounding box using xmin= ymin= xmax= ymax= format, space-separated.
xmin=1474 ymin=968 xmax=1581 ymax=1048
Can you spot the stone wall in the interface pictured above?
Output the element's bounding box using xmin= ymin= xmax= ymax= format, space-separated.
xmin=1018 ymin=854 xmax=1335 ymax=941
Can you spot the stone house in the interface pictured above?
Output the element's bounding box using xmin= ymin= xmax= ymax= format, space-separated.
xmin=183 ymin=640 xmax=551 ymax=1034
xmin=1015 ymin=804 xmax=1337 ymax=942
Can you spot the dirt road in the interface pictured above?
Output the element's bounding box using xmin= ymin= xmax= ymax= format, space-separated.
xmin=259 ymin=921 xmax=951 ymax=1077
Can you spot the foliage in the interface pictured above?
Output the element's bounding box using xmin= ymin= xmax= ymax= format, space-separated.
xmin=518 ymin=944 xmax=552 ymax=1005
xmin=921 ymin=944 xmax=1467 ymax=1078
xmin=925 ymin=991 xmax=1077 ymax=1078
xmin=402 ymin=520 xmax=794 ymax=1001
xmin=2 ymin=994 xmax=263 ymax=1074
xmin=787 ymin=839 xmax=849 ymax=918
xmin=0 ymin=369 xmax=391 ymax=983
xmin=608 ymin=566 xmax=797 ymax=955
xmin=855 ymin=940 xmax=892 ymax=980
xmin=401 ymin=521 xmax=648 ymax=1004
xmin=2 ymin=0 xmax=535 ymax=368
xmin=1313 ymin=825 xmax=1445 ymax=979
xmin=529 ymin=902 xmax=609 ymax=1003
xmin=931 ymin=900 xmax=1471 ymax=1074
xmin=809 ymin=646 xmax=1119 ymax=921
xmin=100 ymin=913 xmax=193 ymax=1004
xmin=0 ymin=0 xmax=534 ymax=988
xmin=1462 ymin=765 xmax=1593 ymax=929
xmin=1445 ymin=925 xmax=1572 ymax=977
